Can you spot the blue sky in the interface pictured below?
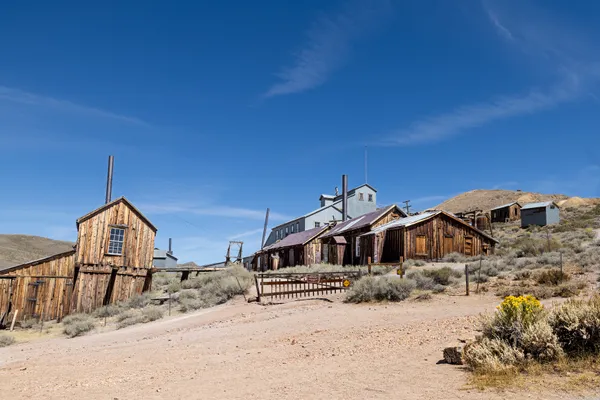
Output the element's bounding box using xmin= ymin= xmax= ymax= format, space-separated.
xmin=1 ymin=0 xmax=600 ymax=264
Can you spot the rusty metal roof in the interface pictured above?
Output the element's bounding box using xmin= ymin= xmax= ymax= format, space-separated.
xmin=321 ymin=205 xmax=406 ymax=238
xmin=262 ymin=225 xmax=330 ymax=251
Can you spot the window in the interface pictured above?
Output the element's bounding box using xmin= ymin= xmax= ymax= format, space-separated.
xmin=368 ymin=193 xmax=373 ymax=202
xmin=276 ymin=230 xmax=280 ymax=240
xmin=355 ymin=237 xmax=360 ymax=257
xmin=280 ymin=229 xmax=283 ymax=238
xmin=296 ymin=222 xmax=300 ymax=232
xmin=315 ymin=222 xmax=321 ymax=228
xmin=359 ymin=192 xmax=364 ymax=201
xmin=285 ymin=227 xmax=289 ymax=236
xmin=108 ymin=227 xmax=125 ymax=255
xmin=291 ymin=224 xmax=295 ymax=233
xmin=416 ymin=235 xmax=427 ymax=255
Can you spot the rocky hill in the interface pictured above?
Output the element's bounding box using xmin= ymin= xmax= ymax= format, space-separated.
xmin=0 ymin=234 xmax=74 ymax=269
xmin=433 ymin=189 xmax=598 ymax=213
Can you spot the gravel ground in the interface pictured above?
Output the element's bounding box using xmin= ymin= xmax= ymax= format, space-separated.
xmin=0 ymin=293 xmax=595 ymax=400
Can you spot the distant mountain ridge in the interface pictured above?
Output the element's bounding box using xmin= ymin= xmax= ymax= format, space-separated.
xmin=0 ymin=234 xmax=74 ymax=269
xmin=434 ymin=189 xmax=598 ymax=214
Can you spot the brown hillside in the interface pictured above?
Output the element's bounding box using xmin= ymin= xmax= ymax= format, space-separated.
xmin=0 ymin=234 xmax=74 ymax=268
xmin=432 ymin=189 xmax=597 ymax=213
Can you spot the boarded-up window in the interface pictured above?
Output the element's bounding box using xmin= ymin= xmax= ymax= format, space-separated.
xmin=322 ymin=244 xmax=329 ymax=263
xmin=355 ymin=237 xmax=360 ymax=257
xmin=416 ymin=235 xmax=427 ymax=255
xmin=444 ymin=235 xmax=453 ymax=254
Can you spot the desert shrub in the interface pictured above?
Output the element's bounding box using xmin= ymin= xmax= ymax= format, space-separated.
xmin=474 ymin=273 xmax=489 ymax=283
xmin=513 ymin=270 xmax=532 ymax=281
xmin=142 ymin=306 xmax=164 ymax=322
xmin=432 ymin=284 xmax=446 ymax=294
xmin=116 ymin=310 xmax=145 ymax=329
xmin=404 ymin=259 xmax=426 ymax=268
xmin=443 ymin=252 xmax=467 ymax=263
xmin=415 ymin=292 xmax=432 ymax=301
xmin=536 ymin=252 xmax=562 ymax=267
xmin=345 ymin=276 xmax=415 ymax=303
xmin=512 ymin=236 xmax=561 ymax=257
xmin=481 ymin=295 xmax=544 ymax=345
xmin=422 ymin=267 xmax=461 ymax=286
xmin=0 ymin=334 xmax=15 ymax=347
xmin=124 ymin=292 xmax=153 ymax=309
xmin=62 ymin=314 xmax=95 ymax=338
xmin=520 ymin=320 xmax=563 ymax=361
xmin=177 ymin=266 xmax=252 ymax=312
xmin=536 ymin=269 xmax=570 ymax=286
xmin=406 ymin=270 xmax=435 ymax=290
xmin=464 ymin=338 xmax=525 ymax=372
xmin=549 ymin=296 xmax=600 ymax=355
xmin=167 ymin=281 xmax=181 ymax=294
xmin=93 ymin=305 xmax=121 ymax=318
xmin=19 ymin=318 xmax=40 ymax=330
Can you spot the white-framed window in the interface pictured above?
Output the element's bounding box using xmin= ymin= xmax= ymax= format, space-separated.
xmin=285 ymin=227 xmax=289 ymax=236
xmin=355 ymin=237 xmax=360 ymax=257
xmin=296 ymin=222 xmax=299 ymax=232
xmin=291 ymin=224 xmax=295 ymax=233
xmin=276 ymin=230 xmax=280 ymax=240
xmin=280 ymin=228 xmax=283 ymax=238
xmin=368 ymin=194 xmax=373 ymax=202
xmin=108 ymin=227 xmax=125 ymax=255
xmin=315 ymin=221 xmax=321 ymax=228
xmin=359 ymin=192 xmax=364 ymax=201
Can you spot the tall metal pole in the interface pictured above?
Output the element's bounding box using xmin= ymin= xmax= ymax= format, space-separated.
xmin=105 ymin=155 xmax=114 ymax=204
xmin=342 ymin=175 xmax=348 ymax=222
xmin=261 ymin=208 xmax=270 ymax=249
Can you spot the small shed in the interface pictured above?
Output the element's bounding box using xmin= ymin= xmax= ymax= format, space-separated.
xmin=359 ymin=211 xmax=499 ymax=263
xmin=153 ymin=249 xmax=178 ymax=268
xmin=257 ymin=225 xmax=330 ymax=270
xmin=491 ymin=202 xmax=521 ymax=223
xmin=521 ymin=201 xmax=560 ymax=228
xmin=319 ymin=205 xmax=406 ymax=265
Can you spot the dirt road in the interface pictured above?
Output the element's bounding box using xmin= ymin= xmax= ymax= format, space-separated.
xmin=0 ymin=293 xmax=590 ymax=399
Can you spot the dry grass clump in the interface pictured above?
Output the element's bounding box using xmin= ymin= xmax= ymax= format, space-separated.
xmin=62 ymin=314 xmax=96 ymax=338
xmin=93 ymin=305 xmax=121 ymax=318
xmin=0 ymin=334 xmax=15 ymax=347
xmin=152 ymin=272 xmax=182 ymax=292
xmin=405 ymin=270 xmax=435 ymax=290
xmin=495 ymin=280 xmax=586 ymax=300
xmin=19 ymin=318 xmax=40 ymax=330
xmin=123 ymin=292 xmax=153 ymax=309
xmin=177 ymin=266 xmax=253 ymax=312
xmin=443 ymin=252 xmax=469 ymax=263
xmin=345 ymin=276 xmax=415 ymax=303
xmin=404 ymin=259 xmax=426 ymax=268
xmin=536 ymin=269 xmax=570 ymax=286
xmin=549 ymin=296 xmax=600 ymax=355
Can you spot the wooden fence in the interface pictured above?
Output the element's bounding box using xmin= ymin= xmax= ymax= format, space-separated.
xmin=255 ymin=271 xmax=362 ymax=301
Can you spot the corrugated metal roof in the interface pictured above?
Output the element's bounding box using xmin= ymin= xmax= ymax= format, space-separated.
xmin=522 ymin=201 xmax=556 ymax=210
xmin=361 ymin=212 xmax=440 ymax=236
xmin=321 ymin=205 xmax=403 ymax=238
xmin=490 ymin=202 xmax=520 ymax=211
xmin=262 ymin=225 xmax=329 ymax=251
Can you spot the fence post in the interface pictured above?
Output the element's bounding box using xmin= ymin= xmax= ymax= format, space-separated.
xmin=476 ymin=254 xmax=482 ymax=294
xmin=367 ymin=257 xmax=372 ymax=275
xmin=400 ymin=256 xmax=404 ymax=278
xmin=465 ymin=265 xmax=469 ymax=296
xmin=560 ymin=252 xmax=564 ymax=283
xmin=254 ymin=274 xmax=261 ymax=303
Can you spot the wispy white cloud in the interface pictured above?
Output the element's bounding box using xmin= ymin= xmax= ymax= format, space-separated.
xmin=384 ymin=74 xmax=582 ymax=146
xmin=140 ymin=203 xmax=290 ymax=222
xmin=381 ymin=1 xmax=600 ymax=147
xmin=229 ymin=228 xmax=264 ymax=240
xmin=0 ymin=86 xmax=151 ymax=127
xmin=264 ymin=0 xmax=392 ymax=97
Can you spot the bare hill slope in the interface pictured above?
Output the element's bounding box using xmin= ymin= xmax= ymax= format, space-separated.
xmin=0 ymin=234 xmax=74 ymax=268
xmin=433 ymin=189 xmax=598 ymax=213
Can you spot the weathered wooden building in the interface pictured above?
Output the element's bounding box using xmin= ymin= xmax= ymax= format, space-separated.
xmin=319 ymin=205 xmax=407 ymax=265
xmin=255 ymin=225 xmax=330 ymax=270
xmin=491 ymin=202 xmax=521 ymax=223
xmin=358 ymin=211 xmax=499 ymax=263
xmin=0 ymin=197 xmax=157 ymax=323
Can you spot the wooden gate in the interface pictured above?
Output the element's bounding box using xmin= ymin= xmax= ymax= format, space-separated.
xmin=256 ymin=271 xmax=361 ymax=301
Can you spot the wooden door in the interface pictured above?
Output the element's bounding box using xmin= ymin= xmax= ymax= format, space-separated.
xmin=465 ymin=237 xmax=473 ymax=256
xmin=443 ymin=236 xmax=454 ymax=256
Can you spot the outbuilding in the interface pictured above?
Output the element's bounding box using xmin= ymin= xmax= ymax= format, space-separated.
xmin=358 ymin=210 xmax=499 ymax=263
xmin=521 ymin=201 xmax=560 ymax=228
xmin=491 ymin=202 xmax=521 ymax=223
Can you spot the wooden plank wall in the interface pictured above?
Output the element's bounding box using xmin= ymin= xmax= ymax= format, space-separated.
xmin=0 ymin=279 xmax=14 ymax=321
xmin=0 ymin=252 xmax=76 ymax=321
xmin=402 ymin=214 xmax=495 ymax=260
xmin=76 ymin=200 xmax=156 ymax=269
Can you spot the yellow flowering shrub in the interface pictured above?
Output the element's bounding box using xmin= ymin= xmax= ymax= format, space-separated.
xmin=497 ymin=295 xmax=543 ymax=324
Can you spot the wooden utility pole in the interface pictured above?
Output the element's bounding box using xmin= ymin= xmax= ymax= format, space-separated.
xmin=403 ymin=200 xmax=412 ymax=215
xmin=225 ymin=241 xmax=244 ymax=265
xmin=261 ymin=208 xmax=270 ymax=249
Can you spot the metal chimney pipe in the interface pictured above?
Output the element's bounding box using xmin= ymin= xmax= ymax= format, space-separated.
xmin=168 ymin=238 xmax=172 ymax=254
xmin=342 ymin=175 xmax=348 ymax=222
xmin=105 ymin=155 xmax=114 ymax=204
xmin=261 ymin=208 xmax=270 ymax=249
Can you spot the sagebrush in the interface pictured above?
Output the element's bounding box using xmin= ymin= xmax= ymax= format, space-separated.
xmin=345 ymin=276 xmax=415 ymax=303
xmin=62 ymin=314 xmax=96 ymax=338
